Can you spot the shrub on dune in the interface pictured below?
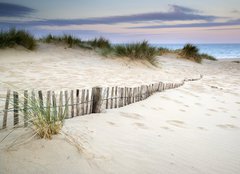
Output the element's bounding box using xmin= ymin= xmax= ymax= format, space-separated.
xmin=41 ymin=34 xmax=83 ymax=48
xmin=6 ymin=92 xmax=67 ymax=139
xmin=88 ymin=37 xmax=111 ymax=49
xmin=180 ymin=44 xmax=202 ymax=63
xmin=200 ymin=53 xmax=217 ymax=61
xmin=26 ymin=94 xmax=67 ymax=139
xmin=0 ymin=28 xmax=36 ymax=50
xmin=114 ymin=41 xmax=158 ymax=65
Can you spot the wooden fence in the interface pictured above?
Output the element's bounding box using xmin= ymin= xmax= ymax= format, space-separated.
xmin=0 ymin=75 xmax=202 ymax=130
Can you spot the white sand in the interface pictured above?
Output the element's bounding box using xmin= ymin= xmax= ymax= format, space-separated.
xmin=0 ymin=44 xmax=240 ymax=174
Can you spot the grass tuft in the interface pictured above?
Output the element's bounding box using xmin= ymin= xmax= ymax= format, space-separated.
xmin=88 ymin=37 xmax=111 ymax=49
xmin=26 ymin=94 xmax=67 ymax=139
xmin=41 ymin=34 xmax=83 ymax=48
xmin=0 ymin=28 xmax=36 ymax=50
xmin=200 ymin=53 xmax=217 ymax=61
xmin=180 ymin=44 xmax=202 ymax=63
xmin=114 ymin=41 xmax=158 ymax=65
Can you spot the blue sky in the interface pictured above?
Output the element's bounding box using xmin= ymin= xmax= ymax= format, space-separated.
xmin=0 ymin=0 xmax=240 ymax=43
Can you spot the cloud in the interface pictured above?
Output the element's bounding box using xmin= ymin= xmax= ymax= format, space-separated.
xmin=129 ymin=19 xmax=240 ymax=29
xmin=0 ymin=4 xmax=218 ymax=27
xmin=0 ymin=2 xmax=35 ymax=17
xmin=231 ymin=10 xmax=240 ymax=14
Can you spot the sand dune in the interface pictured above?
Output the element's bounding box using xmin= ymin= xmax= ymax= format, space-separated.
xmin=0 ymin=44 xmax=240 ymax=174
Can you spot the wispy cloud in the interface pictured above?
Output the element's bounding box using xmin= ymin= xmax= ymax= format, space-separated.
xmin=231 ymin=10 xmax=240 ymax=14
xmin=0 ymin=2 xmax=35 ymax=17
xmin=129 ymin=19 xmax=240 ymax=29
xmin=1 ymin=4 xmax=218 ymax=27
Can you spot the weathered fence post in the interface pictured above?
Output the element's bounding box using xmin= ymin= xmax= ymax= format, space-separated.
xmin=76 ymin=89 xmax=80 ymax=116
xmin=110 ymin=87 xmax=114 ymax=109
xmin=70 ymin=90 xmax=74 ymax=117
xmin=13 ymin=91 xmax=19 ymax=126
xmin=92 ymin=87 xmax=102 ymax=113
xmin=81 ymin=89 xmax=85 ymax=115
xmin=85 ymin=89 xmax=89 ymax=114
xmin=24 ymin=90 xmax=28 ymax=127
xmin=105 ymin=87 xmax=109 ymax=109
xmin=3 ymin=90 xmax=10 ymax=129
xmin=38 ymin=91 xmax=44 ymax=113
xmin=59 ymin=91 xmax=63 ymax=117
xmin=114 ymin=86 xmax=118 ymax=108
xmin=64 ymin=90 xmax=69 ymax=118
xmin=119 ymin=88 xmax=123 ymax=107
xmin=52 ymin=91 xmax=57 ymax=116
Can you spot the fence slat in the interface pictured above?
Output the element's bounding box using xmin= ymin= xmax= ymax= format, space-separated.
xmin=38 ymin=91 xmax=44 ymax=112
xmin=64 ymin=90 xmax=69 ymax=118
xmin=76 ymin=89 xmax=80 ymax=116
xmin=110 ymin=87 xmax=114 ymax=109
xmin=59 ymin=91 xmax=63 ymax=117
xmin=114 ymin=86 xmax=118 ymax=108
xmin=89 ymin=89 xmax=93 ymax=114
xmin=81 ymin=89 xmax=85 ymax=115
xmin=24 ymin=90 xmax=28 ymax=127
xmin=105 ymin=87 xmax=109 ymax=109
xmin=92 ymin=87 xmax=102 ymax=113
xmin=13 ymin=91 xmax=19 ymax=126
xmin=71 ymin=90 xmax=74 ymax=117
xmin=52 ymin=91 xmax=57 ymax=117
xmin=2 ymin=90 xmax=10 ymax=129
xmin=85 ymin=89 xmax=89 ymax=114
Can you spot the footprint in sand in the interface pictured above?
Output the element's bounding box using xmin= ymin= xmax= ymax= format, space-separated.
xmin=217 ymin=124 xmax=238 ymax=129
xmin=107 ymin=121 xmax=116 ymax=126
xmin=179 ymin=109 xmax=186 ymax=112
xmin=161 ymin=126 xmax=174 ymax=132
xmin=120 ymin=112 xmax=142 ymax=120
xmin=195 ymin=102 xmax=201 ymax=106
xmin=208 ymin=108 xmax=218 ymax=112
xmin=133 ymin=122 xmax=148 ymax=129
xmin=236 ymin=102 xmax=240 ymax=105
xmin=198 ymin=127 xmax=208 ymax=131
xmin=166 ymin=120 xmax=185 ymax=128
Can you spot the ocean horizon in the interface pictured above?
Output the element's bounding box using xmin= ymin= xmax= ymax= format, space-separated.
xmin=152 ymin=43 xmax=240 ymax=59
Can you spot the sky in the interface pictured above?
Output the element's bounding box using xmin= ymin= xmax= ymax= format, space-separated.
xmin=0 ymin=0 xmax=240 ymax=43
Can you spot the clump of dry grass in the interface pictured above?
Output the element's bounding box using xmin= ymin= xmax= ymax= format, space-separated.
xmin=0 ymin=28 xmax=36 ymax=50
xmin=25 ymin=94 xmax=67 ymax=139
xmin=180 ymin=44 xmax=202 ymax=63
xmin=114 ymin=41 xmax=158 ymax=65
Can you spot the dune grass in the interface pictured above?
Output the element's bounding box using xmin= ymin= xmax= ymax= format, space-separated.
xmin=27 ymin=95 xmax=67 ymax=139
xmin=88 ymin=37 xmax=111 ymax=49
xmin=41 ymin=34 xmax=86 ymax=48
xmin=200 ymin=53 xmax=217 ymax=61
xmin=7 ymin=91 xmax=67 ymax=139
xmin=0 ymin=28 xmax=216 ymax=64
xmin=180 ymin=44 xmax=202 ymax=63
xmin=179 ymin=44 xmax=217 ymax=63
xmin=114 ymin=41 xmax=158 ymax=65
xmin=0 ymin=28 xmax=36 ymax=50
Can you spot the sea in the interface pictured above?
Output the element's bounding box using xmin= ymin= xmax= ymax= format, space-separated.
xmin=153 ymin=44 xmax=240 ymax=59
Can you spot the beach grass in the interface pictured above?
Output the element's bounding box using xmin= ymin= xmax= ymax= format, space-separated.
xmin=0 ymin=28 xmax=36 ymax=50
xmin=7 ymin=92 xmax=67 ymax=139
xmin=27 ymin=96 xmax=67 ymax=139
xmin=88 ymin=37 xmax=111 ymax=49
xmin=180 ymin=44 xmax=202 ymax=63
xmin=200 ymin=53 xmax=217 ymax=61
xmin=0 ymin=29 xmax=217 ymax=64
xmin=114 ymin=41 xmax=158 ymax=65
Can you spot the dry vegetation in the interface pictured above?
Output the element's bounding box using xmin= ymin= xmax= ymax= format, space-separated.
xmin=0 ymin=29 xmax=217 ymax=65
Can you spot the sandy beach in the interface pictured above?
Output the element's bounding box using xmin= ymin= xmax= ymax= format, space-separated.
xmin=0 ymin=44 xmax=240 ymax=174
